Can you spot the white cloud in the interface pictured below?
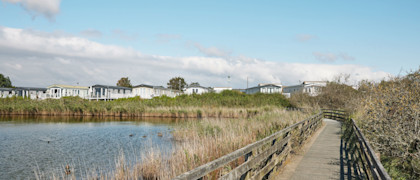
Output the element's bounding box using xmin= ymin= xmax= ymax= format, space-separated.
xmin=2 ymin=0 xmax=61 ymax=20
xmin=313 ymin=52 xmax=355 ymax=62
xmin=0 ymin=27 xmax=141 ymax=59
xmin=80 ymin=29 xmax=102 ymax=38
xmin=0 ymin=26 xmax=390 ymax=88
xmin=192 ymin=42 xmax=232 ymax=57
xmin=4 ymin=63 xmax=22 ymax=70
xmin=296 ymin=34 xmax=317 ymax=42
xmin=112 ymin=29 xmax=138 ymax=41
xmin=56 ymin=57 xmax=70 ymax=64
xmin=339 ymin=53 xmax=355 ymax=61
xmin=156 ymin=34 xmax=181 ymax=43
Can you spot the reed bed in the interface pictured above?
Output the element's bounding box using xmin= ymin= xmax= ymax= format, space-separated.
xmin=37 ymin=109 xmax=311 ymax=180
xmin=0 ymin=91 xmax=291 ymax=118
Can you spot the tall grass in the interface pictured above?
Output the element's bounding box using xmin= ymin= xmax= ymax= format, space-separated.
xmin=136 ymin=109 xmax=310 ymax=179
xmin=36 ymin=109 xmax=311 ymax=180
xmin=0 ymin=91 xmax=291 ymax=118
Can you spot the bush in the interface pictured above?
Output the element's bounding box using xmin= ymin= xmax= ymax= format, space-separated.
xmin=356 ymin=69 xmax=420 ymax=179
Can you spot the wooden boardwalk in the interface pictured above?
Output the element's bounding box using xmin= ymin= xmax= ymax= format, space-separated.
xmin=277 ymin=119 xmax=345 ymax=180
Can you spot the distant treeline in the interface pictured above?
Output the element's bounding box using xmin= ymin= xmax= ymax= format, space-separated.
xmin=0 ymin=90 xmax=292 ymax=117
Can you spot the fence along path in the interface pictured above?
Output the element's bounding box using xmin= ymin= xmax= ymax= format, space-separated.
xmin=173 ymin=110 xmax=391 ymax=180
xmin=173 ymin=112 xmax=324 ymax=180
xmin=280 ymin=118 xmax=342 ymax=179
xmin=323 ymin=110 xmax=391 ymax=180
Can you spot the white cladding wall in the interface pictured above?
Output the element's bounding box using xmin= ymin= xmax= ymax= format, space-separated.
xmin=89 ymin=87 xmax=132 ymax=99
xmin=185 ymin=87 xmax=209 ymax=95
xmin=0 ymin=89 xmax=47 ymax=99
xmin=245 ymin=85 xmax=282 ymax=94
xmin=132 ymin=87 xmax=154 ymax=99
xmin=283 ymin=82 xmax=326 ymax=97
xmin=0 ymin=89 xmax=16 ymax=98
xmin=48 ymin=88 xmax=88 ymax=99
xmin=132 ymin=87 xmax=180 ymax=99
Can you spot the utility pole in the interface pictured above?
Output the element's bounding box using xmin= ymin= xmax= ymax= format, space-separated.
xmin=247 ymin=76 xmax=249 ymax=89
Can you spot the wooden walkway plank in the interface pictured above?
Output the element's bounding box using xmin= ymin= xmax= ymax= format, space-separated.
xmin=279 ymin=119 xmax=344 ymax=180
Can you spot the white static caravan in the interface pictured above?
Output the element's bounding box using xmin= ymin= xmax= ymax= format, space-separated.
xmin=0 ymin=88 xmax=18 ymax=98
xmin=245 ymin=83 xmax=283 ymax=94
xmin=153 ymin=86 xmax=181 ymax=98
xmin=1 ymin=87 xmax=47 ymax=99
xmin=283 ymin=81 xmax=327 ymax=97
xmin=89 ymin=85 xmax=132 ymax=100
xmin=132 ymin=84 xmax=181 ymax=99
xmin=16 ymin=87 xmax=47 ymax=99
xmin=184 ymin=85 xmax=212 ymax=95
xmin=47 ymin=85 xmax=89 ymax=99
xmin=132 ymin=84 xmax=154 ymax=99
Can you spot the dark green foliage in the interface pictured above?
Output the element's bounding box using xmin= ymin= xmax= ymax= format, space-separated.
xmin=167 ymin=77 xmax=187 ymax=91
xmin=116 ymin=77 xmax=132 ymax=88
xmin=190 ymin=82 xmax=200 ymax=86
xmin=0 ymin=73 xmax=12 ymax=88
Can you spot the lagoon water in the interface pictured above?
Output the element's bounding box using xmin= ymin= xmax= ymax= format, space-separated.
xmin=0 ymin=116 xmax=176 ymax=179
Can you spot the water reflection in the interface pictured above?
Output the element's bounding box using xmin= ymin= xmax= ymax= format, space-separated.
xmin=0 ymin=115 xmax=183 ymax=179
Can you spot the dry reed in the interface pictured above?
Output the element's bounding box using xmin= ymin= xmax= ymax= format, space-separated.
xmin=36 ymin=109 xmax=311 ymax=180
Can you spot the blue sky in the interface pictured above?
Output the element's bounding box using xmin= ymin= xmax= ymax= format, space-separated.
xmin=0 ymin=0 xmax=419 ymax=87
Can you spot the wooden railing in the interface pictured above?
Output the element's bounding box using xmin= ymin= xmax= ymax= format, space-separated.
xmin=322 ymin=109 xmax=391 ymax=180
xmin=173 ymin=112 xmax=324 ymax=180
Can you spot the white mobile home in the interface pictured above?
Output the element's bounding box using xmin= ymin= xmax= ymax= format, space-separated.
xmin=47 ymin=85 xmax=89 ymax=99
xmin=283 ymin=81 xmax=327 ymax=96
xmin=132 ymin=84 xmax=181 ymax=99
xmin=89 ymin=85 xmax=132 ymax=100
xmin=0 ymin=88 xmax=18 ymax=98
xmin=132 ymin=84 xmax=155 ymax=99
xmin=1 ymin=87 xmax=47 ymax=99
xmin=245 ymin=83 xmax=282 ymax=94
xmin=184 ymin=85 xmax=212 ymax=95
xmin=153 ymin=86 xmax=181 ymax=98
xmin=16 ymin=87 xmax=47 ymax=99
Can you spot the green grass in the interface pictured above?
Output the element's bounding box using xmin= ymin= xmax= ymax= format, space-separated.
xmin=0 ymin=90 xmax=292 ymax=117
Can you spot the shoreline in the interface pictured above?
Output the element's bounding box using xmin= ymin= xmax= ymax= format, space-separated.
xmin=0 ymin=108 xmax=263 ymax=118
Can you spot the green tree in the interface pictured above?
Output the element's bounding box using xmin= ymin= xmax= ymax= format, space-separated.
xmin=117 ymin=77 xmax=132 ymax=87
xmin=0 ymin=74 xmax=12 ymax=88
xmin=167 ymin=77 xmax=187 ymax=91
xmin=190 ymin=82 xmax=200 ymax=86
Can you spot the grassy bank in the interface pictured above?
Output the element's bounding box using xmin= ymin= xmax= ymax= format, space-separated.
xmin=290 ymin=68 xmax=420 ymax=179
xmin=38 ymin=109 xmax=312 ymax=179
xmin=0 ymin=90 xmax=291 ymax=118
